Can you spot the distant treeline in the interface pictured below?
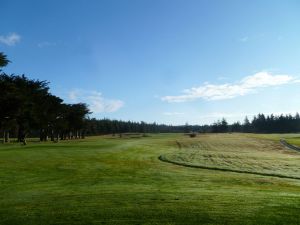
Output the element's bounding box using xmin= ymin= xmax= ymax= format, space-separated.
xmin=208 ymin=114 xmax=300 ymax=133
xmin=85 ymin=119 xmax=197 ymax=135
xmin=85 ymin=113 xmax=300 ymax=135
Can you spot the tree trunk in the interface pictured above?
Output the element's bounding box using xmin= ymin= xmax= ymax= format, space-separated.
xmin=18 ymin=126 xmax=24 ymax=142
xmin=50 ymin=130 xmax=54 ymax=142
xmin=40 ymin=129 xmax=44 ymax=141
xmin=2 ymin=131 xmax=4 ymax=144
xmin=18 ymin=127 xmax=26 ymax=145
xmin=40 ymin=129 xmax=49 ymax=141
xmin=4 ymin=131 xmax=10 ymax=143
xmin=60 ymin=131 xmax=64 ymax=140
xmin=45 ymin=129 xmax=49 ymax=141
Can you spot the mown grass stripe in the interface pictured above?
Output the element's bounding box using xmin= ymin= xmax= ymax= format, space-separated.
xmin=158 ymin=155 xmax=300 ymax=180
xmin=280 ymin=139 xmax=300 ymax=152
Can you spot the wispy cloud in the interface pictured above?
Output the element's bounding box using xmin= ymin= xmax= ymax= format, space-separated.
xmin=277 ymin=36 xmax=283 ymax=41
xmin=199 ymin=112 xmax=248 ymax=119
xmin=200 ymin=111 xmax=300 ymax=120
xmin=68 ymin=90 xmax=78 ymax=102
xmin=162 ymin=72 xmax=297 ymax=103
xmin=38 ymin=41 xmax=56 ymax=48
xmin=0 ymin=33 xmax=21 ymax=46
xmin=239 ymin=36 xmax=249 ymax=42
xmin=239 ymin=34 xmax=283 ymax=43
xmin=68 ymin=90 xmax=124 ymax=113
xmin=217 ymin=76 xmax=229 ymax=81
xmin=163 ymin=112 xmax=184 ymax=116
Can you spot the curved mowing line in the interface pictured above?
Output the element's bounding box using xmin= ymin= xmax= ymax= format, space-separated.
xmin=158 ymin=155 xmax=300 ymax=180
xmin=280 ymin=139 xmax=300 ymax=152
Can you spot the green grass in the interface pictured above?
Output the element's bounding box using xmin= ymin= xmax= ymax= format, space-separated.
xmin=161 ymin=133 xmax=300 ymax=179
xmin=0 ymin=134 xmax=300 ymax=225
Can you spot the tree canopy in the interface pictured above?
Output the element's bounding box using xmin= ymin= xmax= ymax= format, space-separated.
xmin=0 ymin=52 xmax=90 ymax=143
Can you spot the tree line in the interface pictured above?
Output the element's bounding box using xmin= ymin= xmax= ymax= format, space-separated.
xmin=201 ymin=114 xmax=300 ymax=133
xmin=0 ymin=52 xmax=89 ymax=144
xmin=83 ymin=113 xmax=300 ymax=136
xmin=1 ymin=52 xmax=300 ymax=144
xmin=85 ymin=119 xmax=202 ymax=135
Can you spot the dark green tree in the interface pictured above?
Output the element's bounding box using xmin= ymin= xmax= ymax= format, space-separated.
xmin=242 ymin=116 xmax=252 ymax=133
xmin=64 ymin=103 xmax=90 ymax=139
xmin=0 ymin=52 xmax=10 ymax=68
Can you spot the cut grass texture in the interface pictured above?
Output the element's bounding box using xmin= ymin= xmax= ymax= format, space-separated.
xmin=161 ymin=134 xmax=300 ymax=180
xmin=1 ymin=134 xmax=300 ymax=225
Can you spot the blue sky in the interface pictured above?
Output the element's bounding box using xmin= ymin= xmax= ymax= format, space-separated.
xmin=1 ymin=0 xmax=300 ymax=125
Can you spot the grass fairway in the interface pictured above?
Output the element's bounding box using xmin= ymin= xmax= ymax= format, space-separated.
xmin=0 ymin=134 xmax=300 ymax=225
xmin=161 ymin=133 xmax=300 ymax=179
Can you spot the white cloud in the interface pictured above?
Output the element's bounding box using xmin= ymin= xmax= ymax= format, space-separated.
xmin=162 ymin=71 xmax=297 ymax=103
xmin=0 ymin=33 xmax=21 ymax=46
xmin=163 ymin=112 xmax=184 ymax=116
xmin=67 ymin=90 xmax=124 ymax=113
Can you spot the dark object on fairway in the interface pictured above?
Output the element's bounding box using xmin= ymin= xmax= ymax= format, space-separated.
xmin=189 ymin=133 xmax=197 ymax=138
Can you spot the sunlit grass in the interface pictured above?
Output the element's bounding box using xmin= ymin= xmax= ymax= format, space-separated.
xmin=161 ymin=133 xmax=300 ymax=179
xmin=0 ymin=134 xmax=300 ymax=225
